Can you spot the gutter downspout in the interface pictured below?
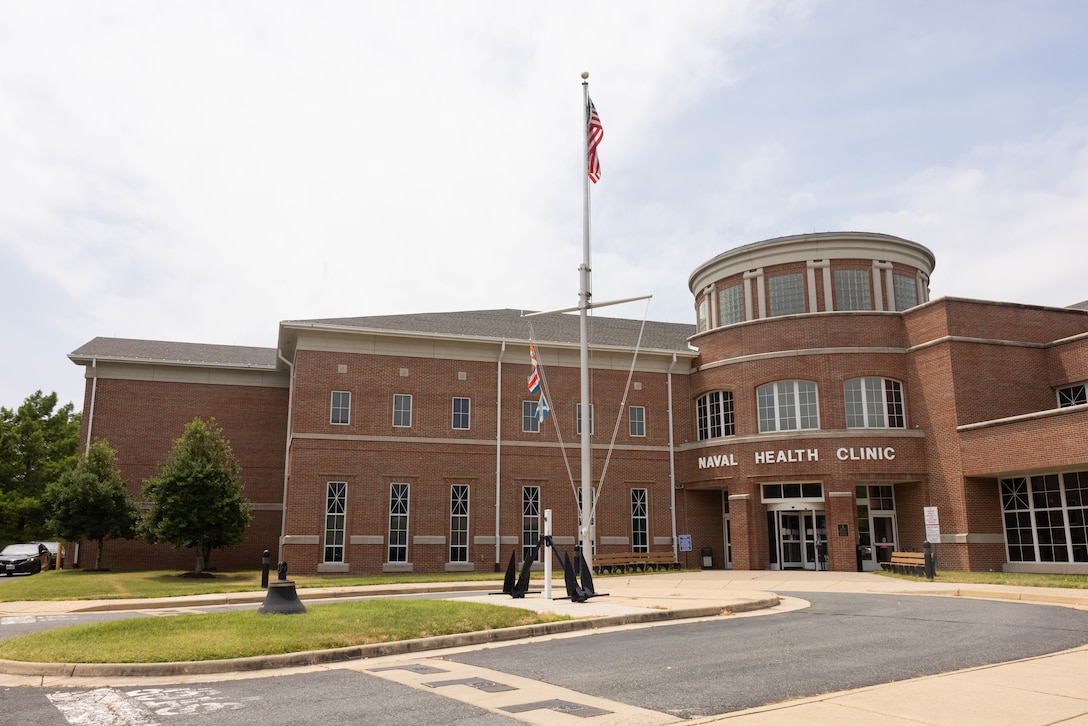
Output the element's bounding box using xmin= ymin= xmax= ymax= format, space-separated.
xmin=83 ymin=358 xmax=98 ymax=458
xmin=277 ymin=349 xmax=296 ymax=563
xmin=667 ymin=353 xmax=679 ymax=561
xmin=495 ymin=340 xmax=506 ymax=571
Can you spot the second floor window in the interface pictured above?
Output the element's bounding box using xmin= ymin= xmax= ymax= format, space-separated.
xmin=522 ymin=400 xmax=541 ymax=433
xmin=577 ymin=403 xmax=594 ymax=435
xmin=719 ymin=284 xmax=744 ymax=326
xmin=330 ymin=391 xmax=351 ymax=425
xmin=845 ymin=378 xmax=906 ymax=428
xmin=393 ymin=394 xmax=412 ymax=428
xmin=769 ymin=273 xmax=805 ymax=317
xmin=1058 ymin=384 xmax=1087 ymax=408
xmin=452 ymin=397 xmax=470 ymax=430
xmin=629 ymin=406 xmax=646 ymax=437
xmin=696 ymin=391 xmax=734 ymax=440
xmin=758 ymin=381 xmax=819 ymax=433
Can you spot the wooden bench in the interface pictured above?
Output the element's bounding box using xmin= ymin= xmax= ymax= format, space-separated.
xmin=590 ymin=551 xmax=680 ymax=574
xmin=882 ymin=551 xmax=927 ymax=576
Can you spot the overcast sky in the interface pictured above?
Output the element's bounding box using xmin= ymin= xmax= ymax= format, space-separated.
xmin=2 ymin=1 xmax=1087 ymax=411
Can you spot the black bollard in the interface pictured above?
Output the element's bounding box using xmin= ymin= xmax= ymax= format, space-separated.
xmin=261 ymin=550 xmax=271 ymax=588
xmin=923 ymin=541 xmax=936 ymax=581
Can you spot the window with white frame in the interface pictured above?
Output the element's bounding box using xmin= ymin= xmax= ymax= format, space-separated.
xmin=393 ymin=394 xmax=412 ymax=428
xmin=522 ymin=400 xmax=541 ymax=433
xmin=893 ymin=273 xmax=918 ymax=311
xmin=330 ymin=391 xmax=351 ymax=425
xmin=757 ymin=381 xmax=819 ymax=433
xmin=768 ymin=273 xmax=805 ymax=317
xmin=522 ymin=486 xmax=540 ymax=561
xmin=631 ymin=488 xmax=648 ymax=552
xmin=324 ymin=481 xmax=346 ymax=563
xmin=844 ymin=378 xmax=906 ymax=428
xmin=834 ymin=269 xmax=872 ymax=311
xmin=1058 ymin=384 xmax=1087 ymax=408
xmin=576 ymin=403 xmax=594 ymax=435
xmin=719 ymin=284 xmax=744 ymax=326
xmin=696 ymin=390 xmax=734 ymax=441
xmin=1001 ymin=471 xmax=1088 ymax=563
xmin=629 ymin=406 xmax=646 ymax=437
xmin=450 ymin=485 xmax=469 ymax=563
xmin=388 ymin=483 xmax=409 ymax=562
xmin=452 ymin=397 xmax=470 ymax=430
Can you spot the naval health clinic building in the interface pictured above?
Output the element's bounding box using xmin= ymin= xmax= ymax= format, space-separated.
xmin=69 ymin=232 xmax=1088 ymax=575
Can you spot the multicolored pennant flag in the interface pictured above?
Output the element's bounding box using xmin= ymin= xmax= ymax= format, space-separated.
xmin=527 ymin=341 xmax=541 ymax=394
xmin=587 ymin=98 xmax=603 ymax=183
xmin=536 ymin=394 xmax=550 ymax=422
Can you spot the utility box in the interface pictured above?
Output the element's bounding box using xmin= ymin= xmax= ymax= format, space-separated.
xmin=701 ymin=547 xmax=713 ymax=569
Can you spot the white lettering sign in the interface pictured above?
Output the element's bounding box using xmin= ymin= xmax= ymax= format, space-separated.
xmin=836 ymin=447 xmax=895 ymax=461
xmin=755 ymin=449 xmax=819 ymax=464
xmin=698 ymin=453 xmax=738 ymax=469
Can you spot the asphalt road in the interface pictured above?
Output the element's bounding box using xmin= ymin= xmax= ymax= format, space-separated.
xmin=4 ymin=592 xmax=1088 ymax=725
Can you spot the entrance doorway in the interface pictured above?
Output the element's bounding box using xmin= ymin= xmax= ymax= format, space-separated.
xmin=773 ymin=509 xmax=826 ymax=570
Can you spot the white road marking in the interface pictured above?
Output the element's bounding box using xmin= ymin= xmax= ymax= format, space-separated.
xmin=47 ymin=687 xmax=253 ymax=725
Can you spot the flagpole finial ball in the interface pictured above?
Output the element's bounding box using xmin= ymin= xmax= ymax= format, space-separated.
xmin=581 ymin=71 xmax=589 ymax=79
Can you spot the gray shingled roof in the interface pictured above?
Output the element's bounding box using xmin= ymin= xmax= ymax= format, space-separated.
xmin=283 ymin=308 xmax=697 ymax=352
xmin=69 ymin=337 xmax=279 ymax=369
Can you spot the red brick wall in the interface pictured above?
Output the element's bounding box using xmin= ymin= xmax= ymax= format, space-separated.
xmin=74 ymin=376 xmax=288 ymax=571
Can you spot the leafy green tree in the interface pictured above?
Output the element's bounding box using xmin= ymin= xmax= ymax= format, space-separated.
xmin=0 ymin=391 xmax=81 ymax=545
xmin=139 ymin=418 xmax=251 ymax=575
xmin=44 ymin=439 xmax=138 ymax=570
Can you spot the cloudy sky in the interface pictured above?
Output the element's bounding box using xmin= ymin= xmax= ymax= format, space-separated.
xmin=2 ymin=1 xmax=1087 ymax=411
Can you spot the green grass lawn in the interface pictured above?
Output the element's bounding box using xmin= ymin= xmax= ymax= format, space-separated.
xmin=0 ymin=599 xmax=567 ymax=663
xmin=0 ymin=568 xmax=509 ymax=602
xmin=876 ymin=569 xmax=1088 ymax=589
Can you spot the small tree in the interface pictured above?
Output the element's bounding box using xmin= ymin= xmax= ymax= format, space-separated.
xmin=44 ymin=439 xmax=138 ymax=570
xmin=140 ymin=418 xmax=251 ymax=575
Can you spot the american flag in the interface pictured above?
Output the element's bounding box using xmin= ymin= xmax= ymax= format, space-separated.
xmin=587 ymin=98 xmax=603 ymax=183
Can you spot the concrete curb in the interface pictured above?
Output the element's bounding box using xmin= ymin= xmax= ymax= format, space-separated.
xmin=0 ymin=596 xmax=780 ymax=678
xmin=889 ymin=588 xmax=1088 ymax=607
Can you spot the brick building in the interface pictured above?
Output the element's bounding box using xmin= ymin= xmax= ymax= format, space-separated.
xmin=69 ymin=232 xmax=1088 ymax=575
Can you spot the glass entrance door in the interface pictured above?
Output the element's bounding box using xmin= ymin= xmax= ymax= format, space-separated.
xmin=779 ymin=512 xmax=804 ymax=568
xmin=776 ymin=510 xmax=826 ymax=570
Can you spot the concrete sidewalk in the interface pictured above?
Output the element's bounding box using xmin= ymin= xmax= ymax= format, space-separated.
xmin=3 ymin=570 xmax=1088 ymax=725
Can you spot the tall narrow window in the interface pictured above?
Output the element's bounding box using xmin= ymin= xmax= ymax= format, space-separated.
xmin=834 ymin=269 xmax=872 ymax=311
xmin=631 ymin=488 xmax=648 ymax=552
xmin=522 ymin=486 xmax=540 ymax=561
xmin=452 ymin=397 xmax=471 ymax=430
xmin=1058 ymin=384 xmax=1087 ymax=408
xmin=768 ymin=273 xmax=805 ymax=317
xmin=388 ymin=483 xmax=409 ymax=562
xmin=393 ymin=394 xmax=412 ymax=428
xmin=522 ymin=400 xmax=541 ymax=433
xmin=629 ymin=406 xmax=646 ymax=437
xmin=697 ymin=297 xmax=709 ymax=332
xmin=450 ymin=485 xmax=469 ymax=563
xmin=324 ymin=482 xmax=346 ymax=563
xmin=845 ymin=378 xmax=906 ymax=428
xmin=893 ymin=273 xmax=918 ymax=311
xmin=330 ymin=391 xmax=351 ymax=425
xmin=757 ymin=381 xmax=819 ymax=433
xmin=696 ymin=391 xmax=734 ymax=440
xmin=576 ymin=403 xmax=594 ymax=435
xmin=719 ymin=284 xmax=744 ymax=326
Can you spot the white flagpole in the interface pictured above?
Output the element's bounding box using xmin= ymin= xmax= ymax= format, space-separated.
xmin=579 ymin=72 xmax=593 ymax=570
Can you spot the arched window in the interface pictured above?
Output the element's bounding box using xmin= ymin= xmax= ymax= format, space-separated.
xmin=757 ymin=381 xmax=819 ymax=433
xmin=844 ymin=377 xmax=906 ymax=428
xmin=696 ymin=391 xmax=734 ymax=441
